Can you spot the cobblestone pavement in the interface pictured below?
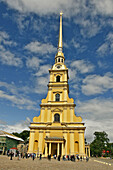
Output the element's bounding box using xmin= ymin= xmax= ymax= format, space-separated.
xmin=0 ymin=156 xmax=113 ymax=170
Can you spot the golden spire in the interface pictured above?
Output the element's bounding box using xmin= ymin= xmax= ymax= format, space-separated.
xmin=58 ymin=11 xmax=63 ymax=52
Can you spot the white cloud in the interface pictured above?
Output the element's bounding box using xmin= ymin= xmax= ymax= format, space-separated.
xmin=33 ymin=76 xmax=49 ymax=94
xmin=0 ymin=90 xmax=37 ymax=110
xmin=82 ymin=72 xmax=113 ymax=95
xmin=2 ymin=0 xmax=84 ymax=16
xmin=70 ymin=60 xmax=94 ymax=74
xmin=26 ymin=57 xmax=42 ymax=70
xmin=97 ymin=32 xmax=113 ymax=56
xmin=0 ymin=50 xmax=22 ymax=67
xmin=34 ymin=64 xmax=51 ymax=76
xmin=24 ymin=41 xmax=56 ymax=54
xmin=0 ymin=117 xmax=30 ymax=133
xmin=92 ymin=0 xmax=113 ymax=17
xmin=0 ymin=81 xmax=37 ymax=110
xmin=0 ymin=31 xmax=17 ymax=46
xmin=0 ymin=31 xmax=22 ymax=67
xmin=76 ymin=98 xmax=113 ymax=142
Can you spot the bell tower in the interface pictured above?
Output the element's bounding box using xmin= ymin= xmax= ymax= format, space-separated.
xmin=28 ymin=13 xmax=86 ymax=158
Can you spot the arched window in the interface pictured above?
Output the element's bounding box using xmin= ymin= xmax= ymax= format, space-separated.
xmin=56 ymin=75 xmax=60 ymax=82
xmin=55 ymin=93 xmax=60 ymax=101
xmin=58 ymin=58 xmax=60 ymax=62
xmin=54 ymin=113 xmax=60 ymax=122
xmin=61 ymin=59 xmax=63 ymax=63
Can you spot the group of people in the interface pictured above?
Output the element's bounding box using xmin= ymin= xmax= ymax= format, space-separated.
xmin=62 ymin=155 xmax=89 ymax=162
xmin=8 ymin=151 xmax=89 ymax=162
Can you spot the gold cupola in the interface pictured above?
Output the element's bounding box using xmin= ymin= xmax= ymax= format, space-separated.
xmin=55 ymin=12 xmax=65 ymax=64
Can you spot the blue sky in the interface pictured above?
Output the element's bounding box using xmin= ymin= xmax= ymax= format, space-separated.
xmin=0 ymin=0 xmax=113 ymax=143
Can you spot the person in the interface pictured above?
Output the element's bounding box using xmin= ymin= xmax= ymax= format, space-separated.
xmin=86 ymin=156 xmax=89 ymax=162
xmin=39 ymin=154 xmax=42 ymax=160
xmin=10 ymin=151 xmax=13 ymax=160
xmin=80 ymin=156 xmax=82 ymax=161
xmin=58 ymin=155 xmax=60 ymax=161
xmin=18 ymin=152 xmax=21 ymax=160
xmin=25 ymin=153 xmax=28 ymax=159
xmin=32 ymin=153 xmax=35 ymax=160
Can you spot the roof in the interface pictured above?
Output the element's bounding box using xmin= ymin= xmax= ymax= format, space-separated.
xmin=0 ymin=130 xmax=24 ymax=142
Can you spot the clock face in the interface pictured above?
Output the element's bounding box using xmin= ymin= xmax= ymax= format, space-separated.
xmin=57 ymin=65 xmax=61 ymax=69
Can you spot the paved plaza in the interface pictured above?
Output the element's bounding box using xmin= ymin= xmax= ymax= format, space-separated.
xmin=0 ymin=156 xmax=113 ymax=170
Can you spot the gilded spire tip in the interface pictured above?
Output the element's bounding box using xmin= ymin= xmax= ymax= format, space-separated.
xmin=58 ymin=12 xmax=63 ymax=53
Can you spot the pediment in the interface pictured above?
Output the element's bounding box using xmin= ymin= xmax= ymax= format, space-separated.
xmin=51 ymin=108 xmax=63 ymax=112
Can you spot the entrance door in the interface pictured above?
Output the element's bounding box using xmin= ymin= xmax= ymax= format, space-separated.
xmin=51 ymin=143 xmax=57 ymax=156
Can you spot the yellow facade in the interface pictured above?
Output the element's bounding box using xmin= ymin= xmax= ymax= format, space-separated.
xmin=28 ymin=13 xmax=86 ymax=157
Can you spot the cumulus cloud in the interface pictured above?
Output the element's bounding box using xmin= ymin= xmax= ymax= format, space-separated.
xmin=0 ymin=31 xmax=22 ymax=67
xmin=82 ymin=72 xmax=113 ymax=95
xmin=0 ymin=90 xmax=37 ymax=110
xmin=76 ymin=98 xmax=113 ymax=142
xmin=97 ymin=32 xmax=113 ymax=56
xmin=26 ymin=56 xmax=42 ymax=70
xmin=0 ymin=81 xmax=37 ymax=110
xmin=2 ymin=0 xmax=85 ymax=16
xmin=92 ymin=0 xmax=113 ymax=17
xmin=34 ymin=64 xmax=51 ymax=76
xmin=0 ymin=117 xmax=31 ymax=133
xmin=70 ymin=60 xmax=94 ymax=74
xmin=33 ymin=76 xmax=49 ymax=94
xmin=24 ymin=41 xmax=56 ymax=54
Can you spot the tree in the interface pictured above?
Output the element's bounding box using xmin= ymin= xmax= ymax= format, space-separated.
xmin=90 ymin=131 xmax=109 ymax=157
xmin=12 ymin=130 xmax=30 ymax=141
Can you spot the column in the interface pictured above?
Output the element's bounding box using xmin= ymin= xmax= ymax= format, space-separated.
xmin=57 ymin=143 xmax=60 ymax=156
xmin=63 ymin=132 xmax=67 ymax=155
xmin=88 ymin=147 xmax=90 ymax=157
xmin=38 ymin=131 xmax=43 ymax=154
xmin=49 ymin=143 xmax=51 ymax=155
xmin=70 ymin=132 xmax=74 ymax=155
xmin=70 ymin=107 xmax=73 ymax=122
xmin=85 ymin=147 xmax=87 ymax=156
xmin=79 ymin=131 xmax=85 ymax=156
xmin=45 ymin=143 xmax=47 ymax=157
xmin=62 ymin=143 xmax=64 ymax=157
xmin=28 ymin=130 xmax=35 ymax=153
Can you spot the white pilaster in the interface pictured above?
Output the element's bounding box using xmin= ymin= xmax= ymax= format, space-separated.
xmin=28 ymin=131 xmax=35 ymax=153
xmin=79 ymin=131 xmax=85 ymax=156
xmin=70 ymin=132 xmax=74 ymax=155
xmin=45 ymin=143 xmax=47 ymax=157
xmin=38 ymin=132 xmax=43 ymax=154
xmin=49 ymin=143 xmax=51 ymax=155
xmin=57 ymin=143 xmax=60 ymax=156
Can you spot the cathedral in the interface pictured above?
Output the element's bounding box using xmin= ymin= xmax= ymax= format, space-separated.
xmin=28 ymin=13 xmax=89 ymax=157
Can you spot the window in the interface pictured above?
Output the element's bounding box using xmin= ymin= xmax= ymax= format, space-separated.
xmin=55 ymin=93 xmax=60 ymax=101
xmin=61 ymin=59 xmax=63 ymax=63
xmin=56 ymin=75 xmax=60 ymax=82
xmin=58 ymin=58 xmax=60 ymax=62
xmin=54 ymin=113 xmax=60 ymax=122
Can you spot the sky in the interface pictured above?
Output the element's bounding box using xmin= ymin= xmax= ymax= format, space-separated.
xmin=0 ymin=0 xmax=113 ymax=143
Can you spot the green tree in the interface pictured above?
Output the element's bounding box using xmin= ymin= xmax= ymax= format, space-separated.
xmin=90 ymin=131 xmax=109 ymax=157
xmin=12 ymin=130 xmax=30 ymax=141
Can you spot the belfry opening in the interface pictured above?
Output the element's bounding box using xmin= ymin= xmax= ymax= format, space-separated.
xmin=28 ymin=13 xmax=90 ymax=158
